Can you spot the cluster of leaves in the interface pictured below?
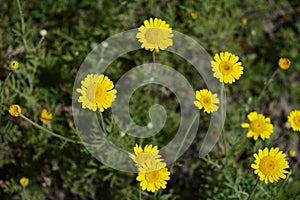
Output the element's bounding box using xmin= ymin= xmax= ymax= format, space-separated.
xmin=0 ymin=0 xmax=299 ymax=199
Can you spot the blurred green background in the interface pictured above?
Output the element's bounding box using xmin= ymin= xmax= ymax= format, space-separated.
xmin=0 ymin=0 xmax=299 ymax=199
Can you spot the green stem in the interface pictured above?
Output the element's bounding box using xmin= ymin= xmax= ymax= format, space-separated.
xmin=139 ymin=185 xmax=142 ymax=200
xmin=35 ymin=36 xmax=45 ymax=50
xmin=0 ymin=71 xmax=12 ymax=96
xmin=20 ymin=114 xmax=79 ymax=144
xmin=16 ymin=0 xmax=28 ymax=49
xmin=247 ymin=178 xmax=260 ymax=200
xmin=22 ymin=186 xmax=27 ymax=200
xmin=170 ymin=114 xmax=198 ymax=172
xmin=98 ymin=109 xmax=107 ymax=136
xmin=254 ymin=68 xmax=280 ymax=106
xmin=220 ymin=84 xmax=227 ymax=160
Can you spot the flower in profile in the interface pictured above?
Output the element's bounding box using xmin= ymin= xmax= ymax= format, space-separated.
xmin=39 ymin=108 xmax=52 ymax=124
xmin=289 ymin=149 xmax=296 ymax=157
xmin=241 ymin=112 xmax=274 ymax=140
xmin=191 ymin=12 xmax=197 ymax=19
xmin=76 ymin=74 xmax=117 ymax=112
xmin=194 ymin=89 xmax=219 ymax=114
xmin=40 ymin=29 xmax=47 ymax=37
xmin=211 ymin=51 xmax=244 ymax=84
xmin=129 ymin=144 xmax=162 ymax=167
xmin=8 ymin=104 xmax=22 ymax=117
xmin=251 ymin=147 xmax=289 ymax=184
xmin=136 ymin=159 xmax=170 ymax=192
xmin=136 ymin=18 xmax=173 ymax=52
xmin=278 ymin=58 xmax=291 ymax=70
xmin=20 ymin=177 xmax=29 ymax=187
xmin=287 ymin=110 xmax=300 ymax=132
xmin=9 ymin=60 xmax=19 ymax=71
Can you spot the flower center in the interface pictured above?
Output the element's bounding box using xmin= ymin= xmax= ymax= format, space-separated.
xmin=294 ymin=116 xmax=300 ymax=126
xmin=86 ymin=84 xmax=105 ymax=103
xmin=145 ymin=28 xmax=161 ymax=44
xmin=259 ymin=156 xmax=277 ymax=175
xmin=250 ymin=119 xmax=265 ymax=133
xmin=145 ymin=170 xmax=160 ymax=183
xmin=201 ymin=96 xmax=211 ymax=105
xmin=219 ymin=61 xmax=233 ymax=75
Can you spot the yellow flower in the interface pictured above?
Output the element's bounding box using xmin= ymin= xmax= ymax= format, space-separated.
xmin=211 ymin=51 xmax=244 ymax=84
xmin=241 ymin=112 xmax=274 ymax=140
xmin=8 ymin=104 xmax=22 ymax=117
xmin=194 ymin=89 xmax=219 ymax=114
xmin=76 ymin=74 xmax=117 ymax=112
xmin=9 ymin=60 xmax=19 ymax=71
xmin=241 ymin=17 xmax=248 ymax=25
xmin=136 ymin=159 xmax=170 ymax=193
xmin=287 ymin=110 xmax=300 ymax=132
xmin=20 ymin=177 xmax=29 ymax=187
xmin=136 ymin=18 xmax=173 ymax=52
xmin=251 ymin=147 xmax=289 ymax=184
xmin=39 ymin=108 xmax=52 ymax=124
xmin=278 ymin=58 xmax=291 ymax=70
xmin=289 ymin=149 xmax=296 ymax=157
xmin=191 ymin=12 xmax=197 ymax=19
xmin=129 ymin=144 xmax=162 ymax=167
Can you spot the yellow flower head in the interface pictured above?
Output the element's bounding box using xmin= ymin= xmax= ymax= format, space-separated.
xmin=129 ymin=144 xmax=162 ymax=167
xmin=136 ymin=18 xmax=173 ymax=52
xmin=20 ymin=177 xmax=29 ymax=187
xmin=194 ymin=89 xmax=219 ymax=114
xmin=289 ymin=149 xmax=296 ymax=157
xmin=191 ymin=12 xmax=197 ymax=19
xmin=241 ymin=112 xmax=274 ymax=140
xmin=251 ymin=147 xmax=289 ymax=184
xmin=287 ymin=110 xmax=300 ymax=132
xmin=241 ymin=17 xmax=248 ymax=25
xmin=278 ymin=58 xmax=291 ymax=70
xmin=8 ymin=104 xmax=22 ymax=117
xmin=9 ymin=60 xmax=19 ymax=71
xmin=136 ymin=159 xmax=170 ymax=193
xmin=211 ymin=51 xmax=244 ymax=84
xmin=39 ymin=108 xmax=52 ymax=124
xmin=76 ymin=74 xmax=117 ymax=112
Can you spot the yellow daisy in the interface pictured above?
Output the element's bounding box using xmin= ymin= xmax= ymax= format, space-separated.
xmin=129 ymin=144 xmax=162 ymax=167
xmin=136 ymin=159 xmax=170 ymax=193
xmin=287 ymin=110 xmax=300 ymax=132
xmin=20 ymin=177 xmax=29 ymax=187
xmin=39 ymin=108 xmax=52 ymax=124
xmin=241 ymin=112 xmax=274 ymax=140
xmin=278 ymin=58 xmax=291 ymax=70
xmin=136 ymin=18 xmax=173 ymax=52
xmin=251 ymin=147 xmax=289 ymax=184
xmin=9 ymin=60 xmax=19 ymax=71
xmin=211 ymin=51 xmax=244 ymax=84
xmin=194 ymin=89 xmax=219 ymax=114
xmin=8 ymin=104 xmax=22 ymax=117
xmin=76 ymin=74 xmax=117 ymax=112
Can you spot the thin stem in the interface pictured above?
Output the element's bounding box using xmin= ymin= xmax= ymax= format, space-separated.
xmin=35 ymin=36 xmax=45 ymax=50
xmin=220 ymin=84 xmax=227 ymax=160
xmin=98 ymin=109 xmax=107 ymax=136
xmin=139 ymin=185 xmax=142 ymax=200
xmin=0 ymin=71 xmax=12 ymax=96
xmin=22 ymin=186 xmax=27 ymax=200
xmin=170 ymin=114 xmax=198 ymax=172
xmin=16 ymin=0 xmax=28 ymax=49
xmin=254 ymin=68 xmax=280 ymax=107
xmin=247 ymin=178 xmax=260 ymax=200
xmin=20 ymin=114 xmax=79 ymax=144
